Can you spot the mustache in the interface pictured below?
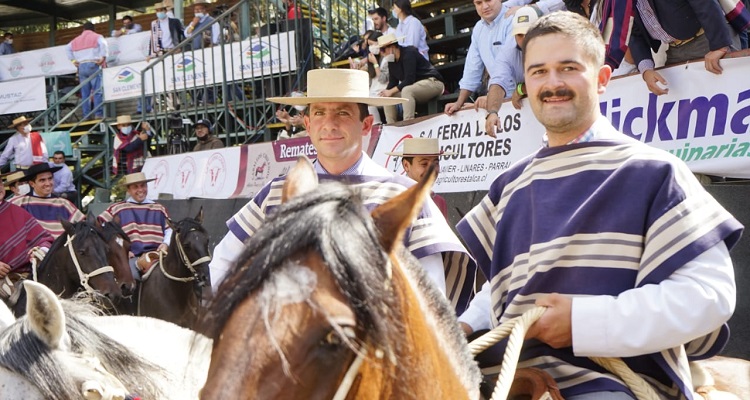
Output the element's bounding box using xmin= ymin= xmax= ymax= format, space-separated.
xmin=539 ymin=89 xmax=574 ymax=101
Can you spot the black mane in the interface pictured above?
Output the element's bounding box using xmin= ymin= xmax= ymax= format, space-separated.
xmin=203 ymin=182 xmax=397 ymax=351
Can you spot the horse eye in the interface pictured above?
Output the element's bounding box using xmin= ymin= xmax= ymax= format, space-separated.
xmin=323 ymin=326 xmax=357 ymax=348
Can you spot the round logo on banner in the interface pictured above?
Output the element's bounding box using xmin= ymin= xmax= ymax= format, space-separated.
xmin=173 ymin=157 xmax=197 ymax=198
xmin=203 ymin=153 xmax=227 ymax=195
xmin=40 ymin=53 xmax=56 ymax=74
xmin=251 ymin=153 xmax=271 ymax=182
xmin=152 ymin=160 xmax=170 ymax=193
xmin=108 ymin=43 xmax=121 ymax=65
xmin=9 ymin=58 xmax=23 ymax=78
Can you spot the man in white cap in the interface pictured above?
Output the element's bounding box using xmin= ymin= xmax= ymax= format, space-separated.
xmin=10 ymin=163 xmax=85 ymax=238
xmin=484 ymin=5 xmax=545 ymax=136
xmin=385 ymin=137 xmax=454 ymax=219
xmin=210 ymin=68 xmax=477 ymax=315
xmin=444 ymin=0 xmax=561 ymax=117
xmin=0 ymin=116 xmax=49 ymax=171
xmin=98 ymin=172 xmax=171 ymax=279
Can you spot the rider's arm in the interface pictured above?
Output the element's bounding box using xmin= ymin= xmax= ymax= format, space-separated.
xmin=458 ymin=281 xmax=492 ymax=332
xmin=208 ymin=230 xmax=245 ymax=291
xmin=162 ymin=226 xmax=173 ymax=247
xmin=419 ymin=253 xmax=446 ymax=296
xmin=572 ymin=241 xmax=735 ymax=357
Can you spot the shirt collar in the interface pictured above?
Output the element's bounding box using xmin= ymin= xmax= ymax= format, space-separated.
xmin=313 ymin=153 xmax=365 ymax=175
xmin=542 ymin=116 xmax=609 ymax=147
xmin=482 ymin=10 xmax=506 ymax=28
xmin=126 ymin=196 xmax=155 ymax=204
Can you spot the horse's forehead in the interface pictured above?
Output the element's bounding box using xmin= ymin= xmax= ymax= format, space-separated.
xmin=54 ymin=350 xmax=128 ymax=397
xmin=260 ymin=261 xmax=318 ymax=306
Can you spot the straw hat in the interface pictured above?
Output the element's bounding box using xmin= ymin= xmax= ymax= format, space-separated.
xmin=110 ymin=115 xmax=133 ymax=126
xmin=375 ymin=33 xmax=404 ymax=48
xmin=385 ymin=138 xmax=457 ymax=157
xmin=511 ymin=6 xmax=542 ymax=36
xmin=2 ymin=171 xmax=25 ymax=187
xmin=192 ymin=0 xmax=210 ymax=6
xmin=20 ymin=163 xmax=63 ymax=182
xmin=154 ymin=2 xmax=167 ymax=10
xmin=267 ymin=69 xmax=407 ymax=107
xmin=121 ymin=172 xmax=156 ymax=187
xmin=9 ymin=116 xmax=31 ymax=129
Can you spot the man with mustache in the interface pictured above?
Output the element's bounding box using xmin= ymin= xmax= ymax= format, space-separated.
xmin=457 ymin=12 xmax=741 ymax=399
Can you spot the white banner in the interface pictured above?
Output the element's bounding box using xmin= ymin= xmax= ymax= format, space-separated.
xmin=0 ymin=76 xmax=47 ymax=114
xmin=374 ymin=56 xmax=750 ymax=193
xmin=103 ymin=31 xmax=298 ymax=101
xmin=105 ymin=32 xmax=152 ymax=67
xmin=0 ymin=47 xmax=76 ymax=81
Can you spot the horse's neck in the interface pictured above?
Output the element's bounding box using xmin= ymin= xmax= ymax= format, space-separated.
xmin=37 ymin=253 xmax=76 ymax=297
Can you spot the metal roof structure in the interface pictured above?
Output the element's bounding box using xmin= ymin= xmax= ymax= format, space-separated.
xmin=0 ymin=0 xmax=155 ymax=28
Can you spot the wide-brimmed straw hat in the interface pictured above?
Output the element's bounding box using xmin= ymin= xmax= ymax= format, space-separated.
xmin=154 ymin=2 xmax=167 ymax=10
xmin=385 ymin=138 xmax=457 ymax=157
xmin=2 ymin=171 xmax=26 ymax=187
xmin=511 ymin=6 xmax=542 ymax=36
xmin=20 ymin=163 xmax=63 ymax=182
xmin=375 ymin=33 xmax=404 ymax=48
xmin=110 ymin=115 xmax=133 ymax=126
xmin=268 ymin=69 xmax=406 ymax=107
xmin=121 ymin=172 xmax=156 ymax=187
xmin=9 ymin=116 xmax=31 ymax=129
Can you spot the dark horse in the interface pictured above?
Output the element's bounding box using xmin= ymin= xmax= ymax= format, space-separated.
xmin=95 ymin=218 xmax=138 ymax=315
xmin=200 ymin=158 xmax=481 ymax=399
xmin=138 ymin=209 xmax=211 ymax=329
xmin=12 ymin=218 xmax=122 ymax=316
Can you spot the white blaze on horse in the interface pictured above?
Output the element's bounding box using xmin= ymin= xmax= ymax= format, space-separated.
xmin=199 ymin=157 xmax=482 ymax=399
xmin=0 ymin=281 xmax=212 ymax=400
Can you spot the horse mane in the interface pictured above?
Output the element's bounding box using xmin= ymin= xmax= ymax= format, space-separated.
xmin=100 ymin=220 xmax=130 ymax=242
xmin=0 ymin=300 xmax=165 ymax=400
xmin=39 ymin=221 xmax=102 ymax=271
xmin=203 ymin=182 xmax=398 ymax=354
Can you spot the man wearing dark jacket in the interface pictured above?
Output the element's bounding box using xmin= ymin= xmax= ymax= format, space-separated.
xmin=629 ymin=0 xmax=741 ymax=95
xmin=376 ymin=33 xmax=444 ymax=123
xmin=148 ymin=1 xmax=185 ymax=59
xmin=192 ymin=119 xmax=223 ymax=152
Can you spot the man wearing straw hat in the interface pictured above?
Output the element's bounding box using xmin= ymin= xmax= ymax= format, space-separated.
xmin=2 ymin=171 xmax=29 ymax=200
xmin=0 ymin=116 xmax=49 ymax=172
xmin=0 ymin=173 xmax=53 ymax=301
xmin=112 ymin=115 xmax=154 ymax=176
xmin=99 ymin=172 xmax=171 ymax=278
xmin=210 ymin=68 xmax=477 ymax=315
xmin=10 ymin=163 xmax=85 ymax=239
xmin=385 ymin=137 xmax=454 ymax=219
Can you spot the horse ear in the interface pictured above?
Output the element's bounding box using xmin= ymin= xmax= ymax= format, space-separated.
xmin=23 ymin=280 xmax=67 ymax=349
xmin=282 ymin=156 xmax=319 ymax=203
xmin=195 ymin=206 xmax=204 ymax=224
xmin=61 ymin=219 xmax=76 ymax=235
xmin=372 ymin=164 xmax=437 ymax=254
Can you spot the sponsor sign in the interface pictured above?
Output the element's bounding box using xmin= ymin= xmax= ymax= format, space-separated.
xmin=0 ymin=76 xmax=47 ymax=114
xmin=40 ymin=131 xmax=73 ymax=156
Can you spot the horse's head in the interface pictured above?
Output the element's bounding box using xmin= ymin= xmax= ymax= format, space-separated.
xmin=201 ymin=157 xmax=481 ymax=399
xmin=96 ymin=216 xmax=136 ymax=296
xmin=54 ymin=218 xmax=122 ymax=302
xmin=0 ymin=281 xmax=164 ymax=400
xmin=166 ymin=208 xmax=211 ymax=293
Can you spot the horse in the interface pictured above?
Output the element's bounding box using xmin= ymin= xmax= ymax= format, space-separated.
xmin=138 ymin=209 xmax=212 ymax=329
xmin=0 ymin=280 xmax=213 ymax=399
xmin=95 ymin=218 xmax=138 ymax=315
xmin=11 ymin=217 xmax=122 ymax=316
xmin=199 ymin=158 xmax=482 ymax=399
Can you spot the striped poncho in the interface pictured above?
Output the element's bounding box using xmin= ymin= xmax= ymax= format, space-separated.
xmin=98 ymin=200 xmax=171 ymax=257
xmin=226 ymin=154 xmax=477 ymax=315
xmin=0 ymin=201 xmax=54 ymax=273
xmin=458 ymin=119 xmax=743 ymax=399
xmin=10 ymin=195 xmax=84 ymax=238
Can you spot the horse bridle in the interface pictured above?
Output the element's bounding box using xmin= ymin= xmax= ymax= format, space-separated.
xmin=33 ymin=234 xmax=115 ymax=294
xmin=157 ymin=230 xmax=212 ymax=286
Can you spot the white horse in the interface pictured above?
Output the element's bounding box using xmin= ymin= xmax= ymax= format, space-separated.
xmin=0 ymin=281 xmax=211 ymax=400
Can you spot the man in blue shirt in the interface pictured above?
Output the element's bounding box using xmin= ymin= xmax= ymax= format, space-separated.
xmin=0 ymin=33 xmax=14 ymax=55
xmin=50 ymin=151 xmax=77 ymax=205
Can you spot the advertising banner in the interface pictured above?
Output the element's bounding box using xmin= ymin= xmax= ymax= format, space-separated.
xmin=0 ymin=76 xmax=47 ymax=114
xmin=41 ymin=131 xmax=73 ymax=156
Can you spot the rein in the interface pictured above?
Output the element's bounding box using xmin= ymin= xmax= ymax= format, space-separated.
xmin=156 ymin=230 xmax=212 ymax=284
xmin=468 ymin=306 xmax=660 ymax=400
xmin=33 ymin=234 xmax=114 ymax=294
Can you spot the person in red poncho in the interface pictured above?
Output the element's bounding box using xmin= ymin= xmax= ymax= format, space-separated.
xmin=111 ymin=115 xmax=154 ymax=176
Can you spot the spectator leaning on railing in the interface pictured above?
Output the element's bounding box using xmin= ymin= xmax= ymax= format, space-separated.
xmin=111 ymin=15 xmax=143 ymax=37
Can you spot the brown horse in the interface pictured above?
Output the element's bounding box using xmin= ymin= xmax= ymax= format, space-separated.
xmin=200 ymin=158 xmax=481 ymax=399
xmin=95 ymin=218 xmax=138 ymax=315
xmin=138 ymin=209 xmax=211 ymax=329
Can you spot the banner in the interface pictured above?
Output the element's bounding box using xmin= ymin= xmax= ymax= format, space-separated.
xmin=40 ymin=131 xmax=73 ymax=156
xmin=373 ymin=56 xmax=750 ymax=192
xmin=103 ymin=31 xmax=298 ymax=101
xmin=0 ymin=76 xmax=47 ymax=114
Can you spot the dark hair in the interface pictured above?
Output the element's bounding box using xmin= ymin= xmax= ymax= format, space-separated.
xmin=393 ymin=0 xmax=415 ymax=17
xmin=369 ymin=31 xmax=383 ymax=42
xmin=522 ymin=11 xmax=604 ymax=67
xmin=53 ymin=151 xmax=65 ymax=157
xmin=3 ymin=32 xmax=12 ymax=38
xmin=82 ymin=21 xmax=95 ymax=31
xmin=368 ymin=7 xmax=388 ymax=18
xmin=357 ymin=103 xmax=369 ymax=121
xmin=122 ymin=15 xmax=133 ymax=22
xmin=401 ymin=156 xmax=414 ymax=164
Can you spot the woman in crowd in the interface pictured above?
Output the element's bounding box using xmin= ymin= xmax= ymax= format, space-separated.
xmin=392 ymin=0 xmax=429 ymax=60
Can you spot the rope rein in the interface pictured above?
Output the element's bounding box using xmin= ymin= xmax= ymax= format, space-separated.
xmin=156 ymin=231 xmax=212 ymax=283
xmin=467 ymin=306 xmax=661 ymax=400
